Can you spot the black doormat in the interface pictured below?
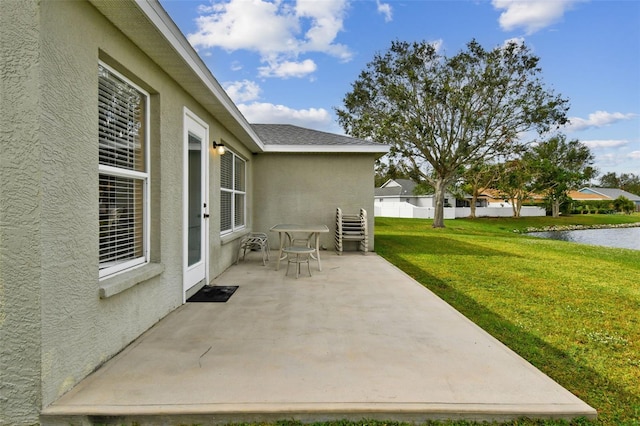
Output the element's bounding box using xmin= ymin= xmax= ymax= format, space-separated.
xmin=187 ymin=286 xmax=238 ymax=303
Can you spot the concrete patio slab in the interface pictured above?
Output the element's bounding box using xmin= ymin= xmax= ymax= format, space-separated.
xmin=42 ymin=252 xmax=596 ymax=425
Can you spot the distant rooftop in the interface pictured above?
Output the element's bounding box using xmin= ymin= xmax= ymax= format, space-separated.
xmin=375 ymin=179 xmax=417 ymax=197
xmin=579 ymin=187 xmax=640 ymax=201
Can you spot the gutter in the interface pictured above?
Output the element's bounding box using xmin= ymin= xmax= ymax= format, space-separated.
xmin=261 ymin=145 xmax=391 ymax=155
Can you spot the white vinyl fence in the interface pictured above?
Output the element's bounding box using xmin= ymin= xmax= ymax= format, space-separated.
xmin=374 ymin=202 xmax=545 ymax=219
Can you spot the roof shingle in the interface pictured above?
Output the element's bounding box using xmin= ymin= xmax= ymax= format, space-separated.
xmin=251 ymin=124 xmax=388 ymax=152
xmin=579 ymin=187 xmax=640 ymax=201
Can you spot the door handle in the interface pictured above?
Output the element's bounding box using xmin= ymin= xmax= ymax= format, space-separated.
xmin=203 ymin=213 xmax=210 ymax=219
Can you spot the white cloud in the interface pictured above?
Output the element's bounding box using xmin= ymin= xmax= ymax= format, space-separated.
xmin=296 ymin=0 xmax=351 ymax=60
xmin=223 ymin=80 xmax=261 ymax=103
xmin=258 ymin=58 xmax=317 ymax=78
xmin=376 ymin=0 xmax=392 ymax=22
xmin=187 ymin=0 xmax=351 ymax=78
xmin=582 ymin=140 xmax=629 ymax=150
xmin=238 ymin=101 xmax=332 ymax=128
xmin=594 ymin=151 xmax=637 ymax=171
xmin=628 ymin=151 xmax=640 ymax=160
xmin=492 ymin=0 xmax=581 ymax=35
xmin=599 ymin=153 xmax=617 ymax=162
xmin=590 ymin=147 xmax=640 ymax=174
xmin=566 ymin=111 xmax=637 ymax=132
xmin=189 ymin=0 xmax=296 ymax=53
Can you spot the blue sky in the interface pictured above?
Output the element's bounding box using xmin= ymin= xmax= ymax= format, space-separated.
xmin=159 ymin=0 xmax=639 ymax=177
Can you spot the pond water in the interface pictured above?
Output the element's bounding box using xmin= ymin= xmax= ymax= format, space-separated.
xmin=527 ymin=227 xmax=640 ymax=250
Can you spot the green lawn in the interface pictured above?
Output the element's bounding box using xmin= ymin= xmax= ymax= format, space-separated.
xmin=374 ymin=214 xmax=640 ymax=426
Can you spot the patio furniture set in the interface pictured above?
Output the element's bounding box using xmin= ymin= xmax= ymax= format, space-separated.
xmin=237 ymin=208 xmax=368 ymax=278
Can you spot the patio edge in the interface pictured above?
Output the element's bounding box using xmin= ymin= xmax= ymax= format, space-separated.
xmin=42 ymin=401 xmax=597 ymax=424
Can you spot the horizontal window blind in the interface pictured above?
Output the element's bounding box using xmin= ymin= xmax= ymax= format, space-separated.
xmin=99 ymin=176 xmax=144 ymax=263
xmin=220 ymin=191 xmax=232 ymax=233
xmin=220 ymin=150 xmax=246 ymax=234
xmin=221 ymin=152 xmax=233 ymax=190
xmin=234 ymin=193 xmax=245 ymax=227
xmin=98 ymin=63 xmax=149 ymax=278
xmin=234 ymin=156 xmax=245 ymax=191
xmin=98 ymin=65 xmax=145 ymax=172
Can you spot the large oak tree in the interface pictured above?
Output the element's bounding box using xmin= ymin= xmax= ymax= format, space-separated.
xmin=336 ymin=39 xmax=569 ymax=227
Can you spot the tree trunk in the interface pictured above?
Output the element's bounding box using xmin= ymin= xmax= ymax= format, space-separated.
xmin=433 ymin=178 xmax=447 ymax=228
xmin=510 ymin=198 xmax=518 ymax=218
xmin=469 ymin=191 xmax=478 ymax=219
xmin=552 ymin=198 xmax=561 ymax=218
xmin=510 ymin=193 xmax=523 ymax=218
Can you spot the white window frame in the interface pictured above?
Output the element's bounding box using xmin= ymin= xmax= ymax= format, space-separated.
xmin=98 ymin=62 xmax=150 ymax=279
xmin=220 ymin=149 xmax=246 ymax=235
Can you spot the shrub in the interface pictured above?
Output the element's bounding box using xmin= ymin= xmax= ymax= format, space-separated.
xmin=570 ymin=199 xmax=615 ymax=215
xmin=613 ymin=196 xmax=635 ymax=214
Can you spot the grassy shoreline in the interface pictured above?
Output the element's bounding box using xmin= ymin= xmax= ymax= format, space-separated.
xmin=515 ymin=221 xmax=640 ymax=233
xmin=374 ymin=214 xmax=640 ymax=426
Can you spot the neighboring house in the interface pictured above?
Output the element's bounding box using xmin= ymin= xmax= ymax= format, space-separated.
xmin=480 ymin=189 xmax=515 ymax=207
xmin=0 ymin=1 xmax=388 ymax=424
xmin=375 ymin=179 xmax=459 ymax=207
xmin=567 ymin=190 xmax=606 ymax=204
xmin=479 ymin=188 xmax=548 ymax=207
xmin=374 ymin=181 xmax=545 ymax=218
xmin=576 ymin=187 xmax=640 ymax=211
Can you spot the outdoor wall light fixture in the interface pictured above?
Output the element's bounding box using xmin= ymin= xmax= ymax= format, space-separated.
xmin=212 ymin=141 xmax=226 ymax=155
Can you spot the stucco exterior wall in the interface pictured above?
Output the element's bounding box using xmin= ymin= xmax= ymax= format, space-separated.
xmin=1 ymin=1 xmax=378 ymax=424
xmin=252 ymin=153 xmax=377 ymax=251
xmin=2 ymin=2 xmax=252 ymax=423
xmin=36 ymin=1 xmax=180 ymax=412
xmin=0 ymin=1 xmax=44 ymax=424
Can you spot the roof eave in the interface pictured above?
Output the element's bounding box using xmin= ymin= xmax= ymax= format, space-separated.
xmin=579 ymin=187 xmax=607 ymax=197
xmin=89 ymin=0 xmax=265 ymax=152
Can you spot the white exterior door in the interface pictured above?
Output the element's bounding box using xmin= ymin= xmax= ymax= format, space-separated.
xmin=183 ymin=110 xmax=209 ymax=301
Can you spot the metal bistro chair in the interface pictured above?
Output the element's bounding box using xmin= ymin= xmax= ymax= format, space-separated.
xmin=236 ymin=232 xmax=270 ymax=266
xmin=283 ymin=232 xmax=315 ymax=278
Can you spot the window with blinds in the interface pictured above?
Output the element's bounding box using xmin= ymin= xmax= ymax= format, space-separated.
xmin=220 ymin=149 xmax=246 ymax=234
xmin=98 ymin=63 xmax=149 ymax=278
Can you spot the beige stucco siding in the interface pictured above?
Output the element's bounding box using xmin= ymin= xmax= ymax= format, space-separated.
xmin=252 ymin=153 xmax=376 ymax=251
xmin=0 ymin=1 xmax=44 ymax=423
xmin=1 ymin=1 xmax=380 ymax=424
xmin=1 ymin=1 xmax=252 ymax=423
xmin=37 ymin=1 xmax=179 ymax=411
